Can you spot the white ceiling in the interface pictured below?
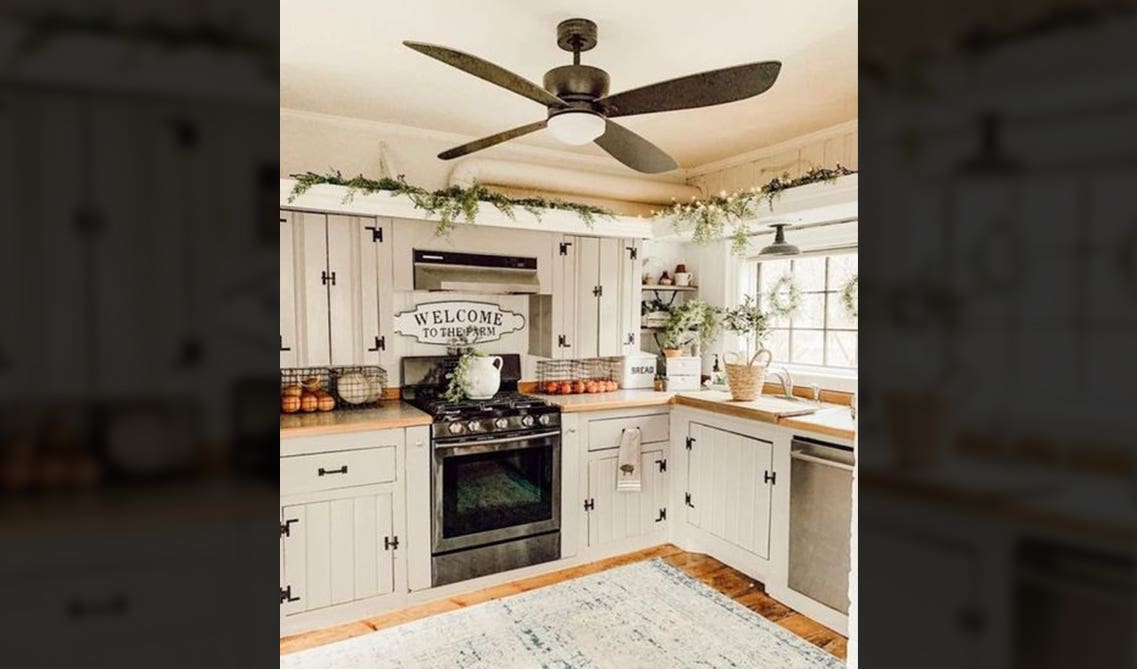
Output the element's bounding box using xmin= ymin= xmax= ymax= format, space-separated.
xmin=281 ymin=0 xmax=857 ymax=169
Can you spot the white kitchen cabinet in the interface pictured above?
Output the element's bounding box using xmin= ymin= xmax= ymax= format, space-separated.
xmin=279 ymin=211 xmax=392 ymax=368
xmin=279 ymin=428 xmax=407 ymax=634
xmin=684 ymin=422 xmax=775 ymax=560
xmin=280 ymin=491 xmax=397 ymax=616
xmin=584 ymin=448 xmax=669 ymax=548
xmin=559 ymin=235 xmax=641 ymax=358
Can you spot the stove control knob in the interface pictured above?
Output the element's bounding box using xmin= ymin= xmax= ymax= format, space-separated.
xmin=448 ymin=422 xmax=465 ymax=435
xmin=520 ymin=415 xmax=535 ymax=427
xmin=538 ymin=414 xmax=552 ymax=426
xmin=467 ymin=420 xmax=482 ymax=432
xmin=494 ymin=418 xmax=510 ymax=430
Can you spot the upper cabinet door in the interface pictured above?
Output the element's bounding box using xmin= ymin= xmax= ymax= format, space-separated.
xmin=296 ymin=211 xmax=331 ymax=367
xmin=279 ymin=212 xmax=299 ymax=368
xmin=620 ymin=239 xmax=643 ymax=355
xmin=574 ymin=237 xmax=601 ymax=359
xmin=596 ymin=238 xmax=622 ymax=357
xmin=327 ymin=215 xmax=388 ymax=366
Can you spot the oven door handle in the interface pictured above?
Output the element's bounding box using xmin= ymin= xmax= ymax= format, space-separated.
xmin=435 ymin=430 xmax=561 ymax=449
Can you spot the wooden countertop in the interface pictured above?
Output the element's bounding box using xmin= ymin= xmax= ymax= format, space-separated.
xmin=528 ymin=389 xmax=676 ymax=413
xmin=531 ymin=388 xmax=856 ymax=440
xmin=280 ymin=403 xmax=432 ymax=437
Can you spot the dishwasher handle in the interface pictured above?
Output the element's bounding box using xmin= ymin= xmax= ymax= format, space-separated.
xmin=791 ymin=449 xmax=855 ymax=472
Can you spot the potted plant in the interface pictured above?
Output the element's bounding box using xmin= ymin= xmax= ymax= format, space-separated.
xmin=721 ymin=295 xmax=774 ymax=401
xmin=661 ymin=298 xmax=719 ymax=358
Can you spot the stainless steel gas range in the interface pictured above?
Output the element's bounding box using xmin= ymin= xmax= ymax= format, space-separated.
xmin=402 ymin=355 xmax=561 ymax=587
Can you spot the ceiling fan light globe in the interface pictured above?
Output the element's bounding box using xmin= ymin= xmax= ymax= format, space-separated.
xmin=547 ymin=111 xmax=605 ymax=145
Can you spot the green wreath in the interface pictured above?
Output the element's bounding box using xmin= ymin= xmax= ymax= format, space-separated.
xmin=840 ymin=274 xmax=858 ymax=319
xmin=765 ymin=274 xmax=802 ymax=319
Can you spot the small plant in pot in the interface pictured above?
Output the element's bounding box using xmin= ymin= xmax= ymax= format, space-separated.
xmin=661 ymin=298 xmax=719 ymax=358
xmin=721 ymin=295 xmax=774 ymax=401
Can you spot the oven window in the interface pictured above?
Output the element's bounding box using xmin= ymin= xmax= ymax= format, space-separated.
xmin=442 ymin=445 xmax=553 ymax=538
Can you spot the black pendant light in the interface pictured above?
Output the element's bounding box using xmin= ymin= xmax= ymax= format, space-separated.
xmin=758 ymin=223 xmax=800 ymax=256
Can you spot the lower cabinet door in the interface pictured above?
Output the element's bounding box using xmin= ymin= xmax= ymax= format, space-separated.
xmin=685 ymin=423 xmax=774 ymax=559
xmin=586 ymin=448 xmax=667 ymax=548
xmin=280 ymin=492 xmax=395 ymax=616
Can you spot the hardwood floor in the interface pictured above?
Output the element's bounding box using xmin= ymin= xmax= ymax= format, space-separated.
xmin=279 ymin=544 xmax=848 ymax=660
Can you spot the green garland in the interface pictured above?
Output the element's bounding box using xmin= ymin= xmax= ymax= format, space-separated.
xmin=840 ymin=274 xmax=858 ymax=319
xmin=655 ymin=165 xmax=855 ymax=255
xmin=288 ymin=170 xmax=614 ymax=237
xmin=765 ymin=274 xmax=802 ymax=319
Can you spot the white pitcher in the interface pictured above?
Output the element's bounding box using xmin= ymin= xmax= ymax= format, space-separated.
xmin=463 ymin=355 xmax=503 ymax=399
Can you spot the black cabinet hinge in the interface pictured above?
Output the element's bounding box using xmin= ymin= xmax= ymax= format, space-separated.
xmin=764 ymin=470 xmax=776 ymax=485
xmin=655 ymin=508 xmax=667 ymax=522
xmin=686 ymin=436 xmax=695 ymax=450
xmin=279 ymin=335 xmax=291 ymax=352
xmin=592 ymin=285 xmax=603 ymax=298
xmin=321 ymin=270 xmax=336 ymax=286
xmin=656 ymin=458 xmax=667 ymax=473
xmin=684 ymin=492 xmax=694 ymax=508
xmin=368 ymin=335 xmax=386 ymax=352
xmin=366 ymin=225 xmax=383 ymax=242
xmin=627 ymin=246 xmax=638 ymax=260
xmin=584 ymin=498 xmax=595 ymax=511
xmin=559 ymin=241 xmax=572 ymax=256
xmin=279 ymin=586 xmax=300 ymax=605
xmin=384 ymin=536 xmax=399 ymax=550
xmin=558 ymin=334 xmax=571 ymax=349
xmin=280 ymin=518 xmax=299 ymax=537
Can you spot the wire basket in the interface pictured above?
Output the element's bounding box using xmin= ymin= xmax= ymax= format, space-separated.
xmin=535 ymin=358 xmax=618 ymax=395
xmin=280 ymin=366 xmax=387 ymax=414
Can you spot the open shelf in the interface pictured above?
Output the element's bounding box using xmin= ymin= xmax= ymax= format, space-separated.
xmin=642 ymin=285 xmax=697 ymax=292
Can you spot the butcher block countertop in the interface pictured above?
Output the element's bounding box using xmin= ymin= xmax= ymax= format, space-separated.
xmin=280 ymin=402 xmax=432 ymax=437
xmin=532 ymin=389 xmax=856 ymax=441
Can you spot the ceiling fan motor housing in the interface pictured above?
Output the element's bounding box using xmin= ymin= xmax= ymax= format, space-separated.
xmin=544 ymin=65 xmax=610 ymax=106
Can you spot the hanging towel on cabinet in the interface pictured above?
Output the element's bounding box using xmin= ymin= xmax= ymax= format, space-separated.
xmin=616 ymin=427 xmax=642 ymax=493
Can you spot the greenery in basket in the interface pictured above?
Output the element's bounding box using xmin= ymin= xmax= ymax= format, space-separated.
xmin=288 ymin=170 xmax=614 ymax=237
xmin=653 ymin=165 xmax=855 ymax=255
xmin=722 ymin=294 xmax=771 ymax=360
xmin=662 ymin=298 xmax=721 ymax=350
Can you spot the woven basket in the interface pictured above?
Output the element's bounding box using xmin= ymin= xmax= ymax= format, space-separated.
xmin=723 ymin=350 xmax=773 ymax=401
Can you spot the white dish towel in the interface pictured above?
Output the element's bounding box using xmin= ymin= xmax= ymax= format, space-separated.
xmin=616 ymin=427 xmax=642 ymax=493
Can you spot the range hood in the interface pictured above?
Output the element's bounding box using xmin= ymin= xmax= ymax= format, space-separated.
xmin=413 ymin=250 xmax=540 ymax=294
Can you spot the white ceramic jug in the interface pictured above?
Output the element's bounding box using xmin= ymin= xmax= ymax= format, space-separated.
xmin=463 ymin=355 xmax=503 ymax=399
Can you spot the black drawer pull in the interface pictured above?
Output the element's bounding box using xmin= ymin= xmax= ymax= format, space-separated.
xmin=318 ymin=466 xmax=348 ymax=476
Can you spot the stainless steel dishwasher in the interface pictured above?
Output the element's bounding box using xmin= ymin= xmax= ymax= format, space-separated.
xmin=788 ymin=436 xmax=855 ymax=613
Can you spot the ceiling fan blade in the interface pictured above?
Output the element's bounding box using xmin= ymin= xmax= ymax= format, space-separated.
xmin=597 ymin=61 xmax=781 ymax=118
xmin=404 ymin=41 xmax=567 ymax=109
xmin=438 ymin=120 xmax=548 ymax=160
xmin=594 ymin=120 xmax=678 ymax=174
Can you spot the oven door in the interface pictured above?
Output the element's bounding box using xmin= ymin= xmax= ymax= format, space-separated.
xmin=432 ymin=429 xmax=561 ymax=554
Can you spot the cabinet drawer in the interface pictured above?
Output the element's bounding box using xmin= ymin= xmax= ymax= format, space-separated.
xmin=587 ymin=413 xmax=669 ymax=451
xmin=281 ymin=447 xmax=396 ymax=495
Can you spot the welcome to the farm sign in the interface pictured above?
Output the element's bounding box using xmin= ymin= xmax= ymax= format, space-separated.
xmin=393 ymin=301 xmax=526 ymax=345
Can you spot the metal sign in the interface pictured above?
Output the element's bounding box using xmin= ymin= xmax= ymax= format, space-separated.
xmin=393 ymin=300 xmax=526 ymax=345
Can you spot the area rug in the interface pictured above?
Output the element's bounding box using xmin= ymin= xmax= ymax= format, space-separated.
xmin=281 ymin=558 xmax=844 ymax=668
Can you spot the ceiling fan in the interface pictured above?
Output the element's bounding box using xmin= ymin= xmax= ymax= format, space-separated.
xmin=404 ymin=18 xmax=781 ymax=173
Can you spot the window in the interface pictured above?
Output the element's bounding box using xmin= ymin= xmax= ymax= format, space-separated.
xmin=755 ymin=249 xmax=857 ymax=371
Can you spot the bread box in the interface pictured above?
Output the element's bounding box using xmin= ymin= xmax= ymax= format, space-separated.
xmin=611 ymin=354 xmax=658 ymax=389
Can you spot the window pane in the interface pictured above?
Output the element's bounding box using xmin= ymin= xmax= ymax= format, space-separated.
xmin=758 ymin=260 xmax=792 ymax=293
xmin=794 ymin=293 xmax=826 ymax=328
xmin=791 ymin=330 xmax=823 ymax=365
xmin=827 ymin=293 xmax=857 ymax=329
xmin=826 ymin=332 xmax=858 ymax=367
xmin=794 ymin=256 xmax=826 ymax=292
xmin=764 ymin=329 xmax=790 ymax=364
xmin=828 ymin=253 xmax=858 ymax=290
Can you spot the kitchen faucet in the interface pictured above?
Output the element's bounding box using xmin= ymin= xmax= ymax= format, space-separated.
xmin=769 ymin=368 xmax=794 ymax=399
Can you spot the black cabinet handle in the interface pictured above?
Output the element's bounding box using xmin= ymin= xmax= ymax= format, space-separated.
xmin=321 ymin=270 xmax=336 ymax=286
xmin=318 ymin=466 xmax=348 ymax=476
